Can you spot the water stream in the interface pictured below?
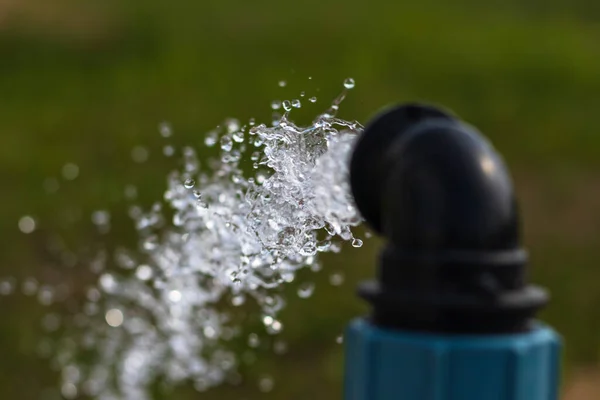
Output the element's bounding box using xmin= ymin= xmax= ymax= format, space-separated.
xmin=14 ymin=79 xmax=365 ymax=400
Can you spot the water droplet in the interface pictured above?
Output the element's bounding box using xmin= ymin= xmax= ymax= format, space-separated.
xmin=61 ymin=382 xmax=78 ymax=399
xmin=22 ymin=277 xmax=38 ymax=295
xmin=269 ymin=118 xmax=280 ymax=129
xmin=42 ymin=313 xmax=61 ymax=332
xmin=278 ymin=80 xmax=287 ymax=87
xmin=124 ymin=185 xmax=137 ymax=200
xmin=99 ymin=273 xmax=117 ymax=293
xmin=273 ymin=340 xmax=288 ymax=355
xmin=308 ymin=76 xmax=313 ymax=80
xmin=231 ymin=276 xmax=242 ymax=287
xmin=316 ymin=239 xmax=331 ymax=252
xmin=143 ymin=235 xmax=159 ymax=250
xmin=336 ymin=335 xmax=344 ymax=344
xmin=0 ymin=278 xmax=14 ymax=295
xmin=330 ymin=242 xmax=342 ymax=253
xmin=329 ymin=271 xmax=345 ymax=286
xmin=282 ymin=100 xmax=292 ymax=112
xmin=262 ymin=315 xmax=274 ymax=326
xmin=232 ymin=131 xmax=244 ymax=143
xmin=91 ymin=210 xmax=110 ymax=227
xmin=220 ymin=135 xmax=233 ymax=152
xmin=267 ymin=319 xmax=283 ymax=335
xmin=115 ymin=250 xmax=136 ymax=269
xmin=85 ymin=303 xmax=99 ymax=318
xmin=183 ymin=178 xmax=196 ymax=189
xmin=254 ymin=136 xmax=264 ymax=147
xmin=270 ymin=100 xmax=282 ymax=110
xmin=249 ymin=117 xmax=256 ymax=126
xmin=225 ymin=118 xmax=240 ymax=134
xmin=352 ymin=238 xmax=363 ymax=248
xmin=38 ymin=286 xmax=55 ymax=306
xmin=205 ymin=130 xmax=219 ymax=147
xmin=258 ymin=375 xmax=274 ymax=393
xmin=159 ymin=121 xmax=173 ymax=137
xmin=300 ymin=91 xmax=305 ymax=97
xmin=343 ymin=77 xmax=355 ymax=89
xmin=297 ymin=282 xmax=315 ymax=298
xmin=309 ymin=96 xmax=317 ymax=103
xmin=43 ymin=177 xmax=59 ymax=193
xmin=63 ymin=365 xmax=81 ymax=384
xmin=204 ymin=326 xmax=217 ymax=339
xmin=281 ymin=272 xmax=294 ymax=283
xmin=194 ymin=378 xmax=210 ymax=392
xmin=62 ymin=163 xmax=79 ymax=180
xmin=168 ymin=290 xmax=182 ymax=303
xmin=163 ymin=145 xmax=175 ymax=157
xmin=19 ymin=216 xmax=36 ymax=234
xmin=231 ymin=295 xmax=245 ymax=306
xmin=248 ymin=333 xmax=260 ymax=348
xmin=135 ymin=265 xmax=153 ymax=281
xmin=86 ymin=287 xmax=101 ymax=302
xmin=131 ymin=146 xmax=149 ymax=163
xmin=291 ymin=99 xmax=301 ymax=108
xmin=105 ymin=308 xmax=124 ymax=327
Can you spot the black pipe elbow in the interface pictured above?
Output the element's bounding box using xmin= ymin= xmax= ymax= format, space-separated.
xmin=350 ymin=104 xmax=548 ymax=334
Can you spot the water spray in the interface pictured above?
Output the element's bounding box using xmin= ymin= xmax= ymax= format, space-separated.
xmin=42 ymin=82 xmax=365 ymax=399
xmin=344 ymin=104 xmax=561 ymax=400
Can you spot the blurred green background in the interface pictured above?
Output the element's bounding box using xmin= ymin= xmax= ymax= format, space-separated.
xmin=1 ymin=0 xmax=600 ymax=399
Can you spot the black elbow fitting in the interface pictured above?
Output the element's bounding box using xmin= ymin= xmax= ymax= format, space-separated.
xmin=349 ymin=104 xmax=548 ymax=334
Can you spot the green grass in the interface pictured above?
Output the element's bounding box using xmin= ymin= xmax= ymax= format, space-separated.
xmin=1 ymin=0 xmax=600 ymax=398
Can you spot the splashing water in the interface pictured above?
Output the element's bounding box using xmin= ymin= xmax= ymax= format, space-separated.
xmin=28 ymin=80 xmax=364 ymax=399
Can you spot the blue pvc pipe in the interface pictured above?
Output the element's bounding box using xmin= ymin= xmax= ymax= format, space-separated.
xmin=344 ymin=318 xmax=561 ymax=400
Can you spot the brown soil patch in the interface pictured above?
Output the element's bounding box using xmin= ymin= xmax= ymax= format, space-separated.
xmin=0 ymin=0 xmax=119 ymax=43
xmin=564 ymin=368 xmax=600 ymax=400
